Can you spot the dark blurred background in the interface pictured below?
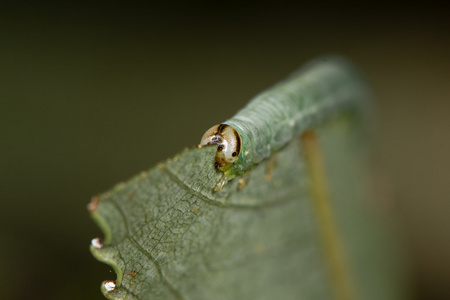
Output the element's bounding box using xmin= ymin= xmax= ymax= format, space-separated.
xmin=1 ymin=3 xmax=449 ymax=300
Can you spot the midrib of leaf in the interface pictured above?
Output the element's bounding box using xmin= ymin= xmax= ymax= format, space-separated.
xmin=302 ymin=130 xmax=356 ymax=300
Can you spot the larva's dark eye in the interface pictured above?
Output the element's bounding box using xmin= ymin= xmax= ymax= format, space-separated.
xmin=200 ymin=124 xmax=241 ymax=170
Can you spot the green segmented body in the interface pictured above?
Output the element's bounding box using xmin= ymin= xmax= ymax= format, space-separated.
xmin=201 ymin=57 xmax=372 ymax=181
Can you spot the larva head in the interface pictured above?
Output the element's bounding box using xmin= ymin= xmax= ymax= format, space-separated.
xmin=200 ymin=124 xmax=241 ymax=170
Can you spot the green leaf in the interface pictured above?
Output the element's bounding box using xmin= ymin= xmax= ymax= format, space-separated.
xmin=89 ymin=63 xmax=407 ymax=300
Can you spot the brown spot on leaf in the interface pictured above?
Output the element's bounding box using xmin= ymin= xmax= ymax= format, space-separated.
xmin=238 ymin=176 xmax=249 ymax=191
xmin=128 ymin=270 xmax=136 ymax=278
xmin=265 ymin=157 xmax=276 ymax=181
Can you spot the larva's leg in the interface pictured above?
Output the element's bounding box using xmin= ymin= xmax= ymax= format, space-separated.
xmin=214 ymin=176 xmax=229 ymax=192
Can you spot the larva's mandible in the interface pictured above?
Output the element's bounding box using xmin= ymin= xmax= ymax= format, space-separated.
xmin=200 ymin=57 xmax=371 ymax=184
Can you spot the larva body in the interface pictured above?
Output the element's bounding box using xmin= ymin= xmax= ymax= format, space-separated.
xmin=200 ymin=57 xmax=372 ymax=182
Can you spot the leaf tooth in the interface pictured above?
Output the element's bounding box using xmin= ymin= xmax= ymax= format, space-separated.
xmin=104 ymin=280 xmax=116 ymax=291
xmin=87 ymin=195 xmax=100 ymax=213
xmin=91 ymin=237 xmax=104 ymax=249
